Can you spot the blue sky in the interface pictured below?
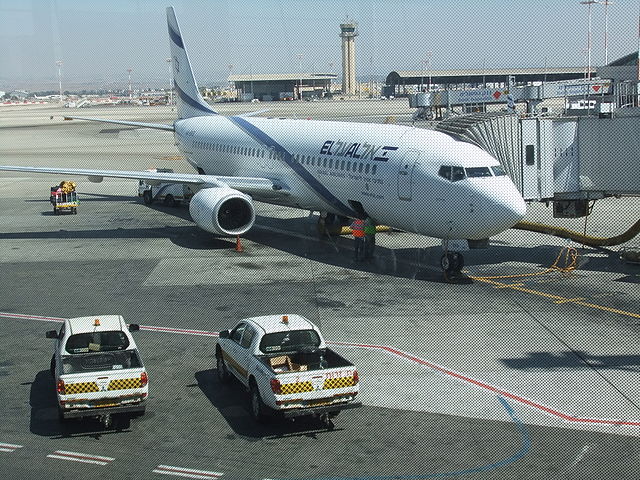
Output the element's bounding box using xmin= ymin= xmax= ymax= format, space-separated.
xmin=0 ymin=0 xmax=638 ymax=90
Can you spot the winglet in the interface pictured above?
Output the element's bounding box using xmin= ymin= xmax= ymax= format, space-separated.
xmin=167 ymin=6 xmax=217 ymax=119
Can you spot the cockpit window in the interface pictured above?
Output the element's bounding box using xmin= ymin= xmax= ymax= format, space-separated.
xmin=439 ymin=166 xmax=466 ymax=182
xmin=438 ymin=166 xmax=451 ymax=181
xmin=451 ymin=167 xmax=466 ymax=182
xmin=491 ymin=165 xmax=507 ymax=176
xmin=465 ymin=167 xmax=492 ymax=178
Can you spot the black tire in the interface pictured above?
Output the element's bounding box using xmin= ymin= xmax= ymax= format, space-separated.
xmin=440 ymin=252 xmax=464 ymax=274
xmin=249 ymin=381 xmax=267 ymax=423
xmin=50 ymin=355 xmax=55 ymax=377
xmin=142 ymin=190 xmax=153 ymax=204
xmin=57 ymin=406 xmax=68 ymax=424
xmin=53 ymin=206 xmax=58 ymax=214
xmin=216 ymin=352 xmax=231 ymax=384
xmin=72 ymin=207 xmax=77 ymax=215
xmin=164 ymin=194 xmax=176 ymax=207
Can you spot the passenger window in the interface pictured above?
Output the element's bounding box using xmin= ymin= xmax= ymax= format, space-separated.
xmin=241 ymin=327 xmax=255 ymax=349
xmin=323 ymin=158 xmax=327 ymax=168
xmin=372 ymin=165 xmax=377 ymax=175
xmin=353 ymin=162 xmax=358 ymax=172
xmin=311 ymin=158 xmax=315 ymax=166
xmin=452 ymin=167 xmax=466 ymax=181
xmin=346 ymin=161 xmax=351 ymax=170
xmin=329 ymin=159 xmax=333 ymax=168
xmin=365 ymin=164 xmax=370 ymax=174
xmin=231 ymin=323 xmax=246 ymax=344
xmin=341 ymin=160 xmax=345 ymax=170
xmin=358 ymin=163 xmax=363 ymax=173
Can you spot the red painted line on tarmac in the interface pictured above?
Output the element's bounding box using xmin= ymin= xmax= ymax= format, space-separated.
xmin=0 ymin=312 xmax=64 ymax=323
xmin=2 ymin=311 xmax=638 ymax=428
xmin=331 ymin=340 xmax=640 ymax=427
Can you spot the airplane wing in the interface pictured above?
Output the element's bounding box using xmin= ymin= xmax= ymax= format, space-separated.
xmin=0 ymin=165 xmax=289 ymax=198
xmin=63 ymin=116 xmax=175 ymax=131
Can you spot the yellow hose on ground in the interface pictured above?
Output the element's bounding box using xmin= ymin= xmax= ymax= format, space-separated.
xmin=514 ymin=219 xmax=640 ymax=247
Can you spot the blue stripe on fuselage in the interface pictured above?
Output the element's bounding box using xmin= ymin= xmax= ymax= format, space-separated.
xmin=229 ymin=116 xmax=359 ymax=218
xmin=174 ymin=82 xmax=216 ymax=115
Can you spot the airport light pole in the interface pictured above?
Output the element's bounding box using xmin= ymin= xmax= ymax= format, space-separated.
xmin=297 ymin=54 xmax=303 ymax=100
xmin=426 ymin=51 xmax=433 ymax=92
xmin=166 ymin=57 xmax=173 ymax=105
xmin=228 ymin=64 xmax=235 ymax=100
xmin=580 ymin=1 xmax=598 ymax=80
xmin=127 ymin=68 xmax=133 ymax=100
xmin=56 ymin=60 xmax=63 ymax=103
xmin=600 ymin=0 xmax=614 ymax=65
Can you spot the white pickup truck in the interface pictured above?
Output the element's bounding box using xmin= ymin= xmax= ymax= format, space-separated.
xmin=138 ymin=168 xmax=194 ymax=207
xmin=46 ymin=315 xmax=148 ymax=428
xmin=216 ymin=314 xmax=361 ymax=429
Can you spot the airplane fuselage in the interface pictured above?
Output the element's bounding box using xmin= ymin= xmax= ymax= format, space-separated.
xmin=174 ymin=115 xmax=526 ymax=240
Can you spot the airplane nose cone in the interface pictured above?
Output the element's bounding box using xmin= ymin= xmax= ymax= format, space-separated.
xmin=489 ymin=188 xmax=527 ymax=230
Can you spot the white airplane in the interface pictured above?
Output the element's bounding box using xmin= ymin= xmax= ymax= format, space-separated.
xmin=0 ymin=6 xmax=526 ymax=273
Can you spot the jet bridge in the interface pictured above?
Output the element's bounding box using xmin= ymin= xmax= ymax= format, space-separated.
xmin=409 ymin=78 xmax=613 ymax=118
xmin=433 ymin=109 xmax=640 ymax=217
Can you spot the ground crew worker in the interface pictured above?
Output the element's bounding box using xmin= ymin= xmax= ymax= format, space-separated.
xmin=364 ymin=217 xmax=376 ymax=260
xmin=350 ymin=217 xmax=365 ymax=261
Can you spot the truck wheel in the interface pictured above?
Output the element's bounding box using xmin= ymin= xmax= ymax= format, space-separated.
xmin=57 ymin=406 xmax=68 ymax=424
xmin=50 ymin=355 xmax=55 ymax=377
xmin=143 ymin=190 xmax=153 ymax=204
xmin=164 ymin=194 xmax=176 ymax=207
xmin=216 ymin=353 xmax=231 ymax=384
xmin=249 ymin=382 xmax=267 ymax=423
xmin=53 ymin=206 xmax=58 ymax=214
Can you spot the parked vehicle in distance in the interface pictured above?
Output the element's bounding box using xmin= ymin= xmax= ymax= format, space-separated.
xmin=138 ymin=168 xmax=194 ymax=206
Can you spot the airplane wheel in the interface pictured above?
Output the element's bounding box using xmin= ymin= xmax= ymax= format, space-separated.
xmin=441 ymin=252 xmax=464 ymax=274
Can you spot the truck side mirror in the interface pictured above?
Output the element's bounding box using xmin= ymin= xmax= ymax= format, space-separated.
xmin=46 ymin=330 xmax=58 ymax=339
xmin=218 ymin=330 xmax=230 ymax=339
xmin=128 ymin=324 xmax=140 ymax=332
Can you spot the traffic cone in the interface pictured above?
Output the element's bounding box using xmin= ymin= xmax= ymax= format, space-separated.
xmin=235 ymin=235 xmax=244 ymax=252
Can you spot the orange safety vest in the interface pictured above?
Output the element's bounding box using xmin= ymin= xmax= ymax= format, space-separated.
xmin=351 ymin=219 xmax=365 ymax=237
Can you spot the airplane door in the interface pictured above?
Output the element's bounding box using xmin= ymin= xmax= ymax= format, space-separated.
xmin=397 ymin=150 xmax=420 ymax=201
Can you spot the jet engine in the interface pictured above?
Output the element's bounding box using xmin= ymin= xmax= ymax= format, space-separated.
xmin=189 ymin=187 xmax=255 ymax=236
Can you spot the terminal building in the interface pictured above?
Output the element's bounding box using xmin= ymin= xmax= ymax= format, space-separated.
xmin=227 ymin=73 xmax=337 ymax=101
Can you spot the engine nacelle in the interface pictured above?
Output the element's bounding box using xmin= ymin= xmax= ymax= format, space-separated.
xmin=189 ymin=187 xmax=255 ymax=236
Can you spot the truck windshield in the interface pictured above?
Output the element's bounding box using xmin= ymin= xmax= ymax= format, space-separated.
xmin=61 ymin=349 xmax=142 ymax=374
xmin=259 ymin=329 xmax=321 ymax=354
xmin=65 ymin=331 xmax=130 ymax=354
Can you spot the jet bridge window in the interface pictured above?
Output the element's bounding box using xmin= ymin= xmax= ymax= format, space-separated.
xmin=465 ymin=167 xmax=492 ymax=178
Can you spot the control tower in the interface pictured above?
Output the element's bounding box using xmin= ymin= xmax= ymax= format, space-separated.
xmin=339 ymin=22 xmax=358 ymax=95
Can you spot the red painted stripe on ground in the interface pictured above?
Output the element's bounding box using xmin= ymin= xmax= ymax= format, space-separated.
xmin=2 ymin=311 xmax=638 ymax=428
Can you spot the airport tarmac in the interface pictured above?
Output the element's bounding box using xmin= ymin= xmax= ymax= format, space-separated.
xmin=1 ymin=102 xmax=639 ymax=480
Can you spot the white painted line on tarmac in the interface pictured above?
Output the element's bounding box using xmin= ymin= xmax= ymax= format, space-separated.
xmin=47 ymin=450 xmax=115 ymax=466
xmin=0 ymin=442 xmax=23 ymax=452
xmin=153 ymin=464 xmax=223 ymax=479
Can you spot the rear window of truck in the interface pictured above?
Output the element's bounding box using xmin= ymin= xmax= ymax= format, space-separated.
xmin=259 ymin=329 xmax=321 ymax=354
xmin=65 ymin=331 xmax=130 ymax=354
xmin=61 ymin=349 xmax=142 ymax=374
